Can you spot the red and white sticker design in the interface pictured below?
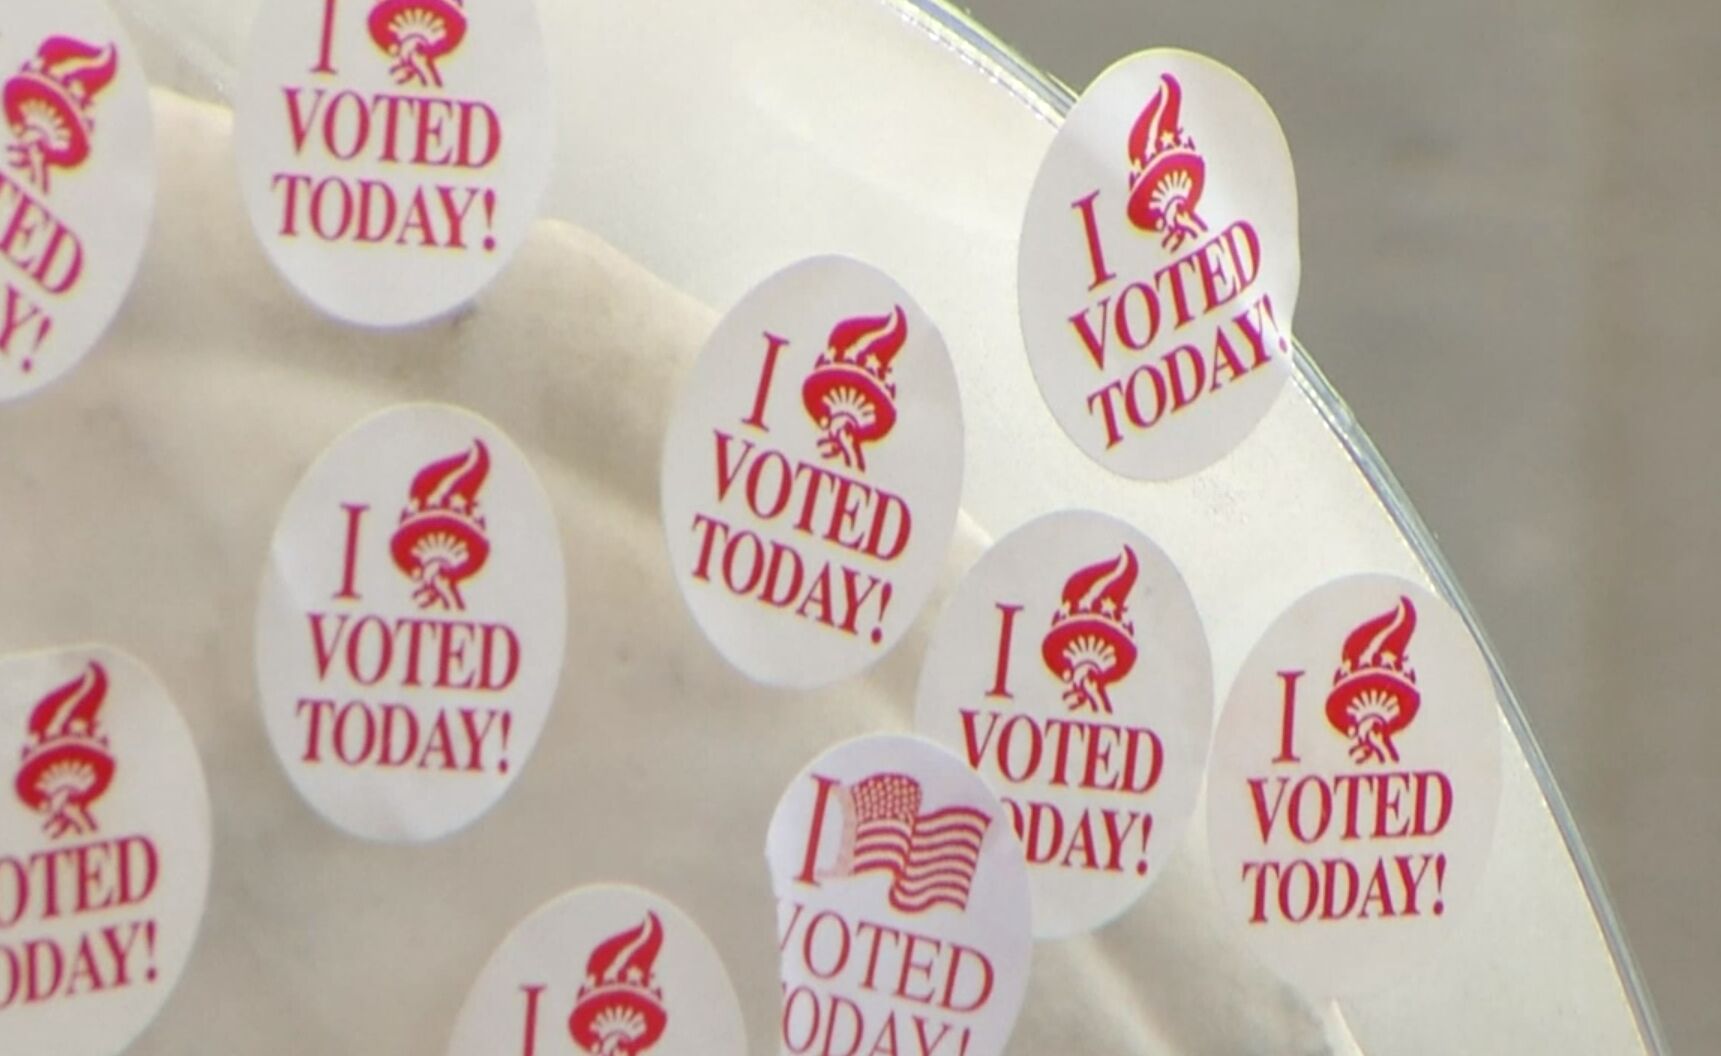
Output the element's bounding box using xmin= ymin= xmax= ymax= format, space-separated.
xmin=233 ymin=0 xmax=554 ymax=327
xmin=254 ymin=403 xmax=567 ymax=842
xmin=661 ymin=256 xmax=964 ymax=688
xmin=1207 ymin=575 xmax=1502 ymax=996
xmin=767 ymin=735 xmax=1031 ymax=1056
xmin=445 ymin=884 xmax=746 ymax=1056
xmin=0 ymin=1 xmax=154 ymax=402
xmin=1018 ymin=49 xmax=1300 ymax=480
xmin=914 ymin=511 xmax=1212 ymax=938
xmin=0 ymin=645 xmax=212 ymax=1056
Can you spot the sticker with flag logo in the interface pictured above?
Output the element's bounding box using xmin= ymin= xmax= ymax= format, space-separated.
xmin=0 ymin=0 xmax=155 ymax=402
xmin=253 ymin=402 xmax=567 ymax=842
xmin=0 ymin=645 xmax=211 ymax=1056
xmin=444 ymin=884 xmax=746 ymax=1056
xmin=1017 ymin=49 xmax=1301 ymax=480
xmin=767 ymin=734 xmax=1032 ymax=1056
xmin=913 ymin=510 xmax=1212 ymax=938
xmin=232 ymin=0 xmax=554 ymax=326
xmin=660 ymin=256 xmax=964 ymax=688
xmin=1206 ymin=574 xmax=1502 ymax=995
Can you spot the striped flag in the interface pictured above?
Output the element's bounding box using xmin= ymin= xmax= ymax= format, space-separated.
xmin=840 ymin=772 xmax=991 ymax=914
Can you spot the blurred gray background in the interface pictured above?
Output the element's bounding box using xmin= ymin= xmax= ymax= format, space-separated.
xmin=959 ymin=0 xmax=1717 ymax=1051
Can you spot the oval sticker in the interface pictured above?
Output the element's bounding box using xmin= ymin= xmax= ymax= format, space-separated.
xmin=914 ymin=510 xmax=1212 ymax=937
xmin=253 ymin=403 xmax=567 ymax=842
xmin=660 ymin=256 xmax=965 ymax=688
xmin=1018 ymin=49 xmax=1300 ymax=479
xmin=0 ymin=0 xmax=154 ymax=401
xmin=1206 ymin=575 xmax=1502 ymax=996
xmin=445 ymin=884 xmax=746 ymax=1056
xmin=232 ymin=0 xmax=555 ymax=327
xmin=767 ymin=734 xmax=1032 ymax=1056
xmin=0 ymin=645 xmax=212 ymax=1056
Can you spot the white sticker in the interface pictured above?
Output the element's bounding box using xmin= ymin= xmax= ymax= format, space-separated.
xmin=913 ymin=511 xmax=1212 ymax=938
xmin=0 ymin=645 xmax=212 ymax=1056
xmin=1206 ymin=575 xmax=1502 ymax=996
xmin=0 ymin=1 xmax=154 ymax=401
xmin=1017 ymin=49 xmax=1300 ymax=480
xmin=233 ymin=0 xmax=554 ymax=327
xmin=660 ymin=256 xmax=964 ymax=688
xmin=767 ymin=734 xmax=1031 ymax=1056
xmin=254 ymin=403 xmax=567 ymax=842
xmin=445 ymin=884 xmax=746 ymax=1056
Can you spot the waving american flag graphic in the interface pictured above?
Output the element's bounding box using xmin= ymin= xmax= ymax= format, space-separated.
xmin=837 ymin=772 xmax=992 ymax=914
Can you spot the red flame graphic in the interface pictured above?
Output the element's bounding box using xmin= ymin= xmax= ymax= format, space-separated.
xmin=1126 ymin=73 xmax=1208 ymax=252
xmin=15 ymin=661 xmax=115 ymax=840
xmin=801 ymin=306 xmax=907 ymax=472
xmin=1042 ymin=546 xmax=1140 ymax=713
xmin=390 ymin=439 xmax=491 ymax=611
xmin=569 ymin=912 xmax=668 ymax=1056
xmin=4 ymin=36 xmax=118 ymax=193
xmin=1325 ymin=597 xmax=1421 ymax=764
xmin=369 ymin=0 xmax=468 ymax=88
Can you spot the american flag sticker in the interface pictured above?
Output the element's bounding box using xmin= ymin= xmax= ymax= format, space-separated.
xmin=767 ymin=734 xmax=1033 ymax=1056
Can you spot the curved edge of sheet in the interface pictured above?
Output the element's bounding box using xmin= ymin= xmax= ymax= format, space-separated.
xmin=885 ymin=1 xmax=1669 ymax=1052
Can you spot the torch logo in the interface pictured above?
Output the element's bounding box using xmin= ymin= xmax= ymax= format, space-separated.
xmin=369 ymin=0 xmax=467 ymax=88
xmin=14 ymin=662 xmax=115 ymax=840
xmin=1041 ymin=546 xmax=1140 ymax=713
xmin=1326 ymin=597 xmax=1420 ymax=764
xmin=390 ymin=439 xmax=491 ymax=611
xmin=1126 ymin=73 xmax=1208 ymax=252
xmin=569 ymin=912 xmax=668 ymax=1056
xmin=3 ymin=35 xmax=118 ymax=194
xmin=801 ymin=306 xmax=906 ymax=473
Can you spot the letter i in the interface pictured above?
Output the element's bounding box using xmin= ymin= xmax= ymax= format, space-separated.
xmin=1274 ymin=670 xmax=1303 ymax=764
xmin=741 ymin=332 xmax=791 ymax=432
xmin=1071 ymin=191 xmax=1116 ymax=291
xmin=517 ymin=985 xmax=545 ymax=1056
xmin=312 ymin=0 xmax=341 ymax=74
xmin=334 ymin=503 xmax=368 ymax=601
xmin=795 ymin=773 xmax=842 ymax=887
xmin=987 ymin=603 xmax=1025 ymax=699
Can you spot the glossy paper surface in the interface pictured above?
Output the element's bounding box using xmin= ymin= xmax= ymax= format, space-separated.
xmin=0 ymin=1 xmax=1662 ymax=1053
